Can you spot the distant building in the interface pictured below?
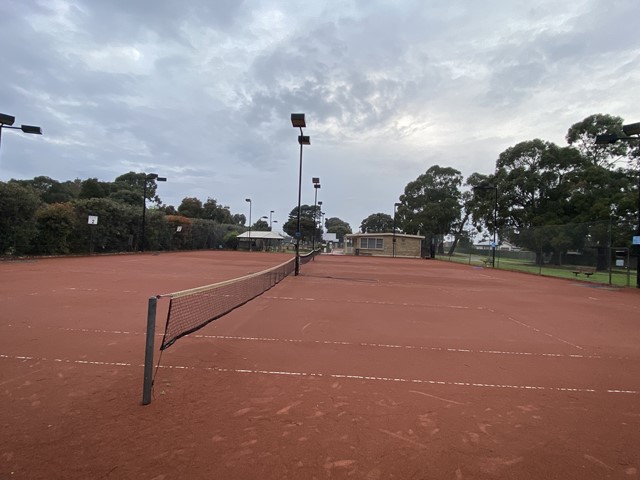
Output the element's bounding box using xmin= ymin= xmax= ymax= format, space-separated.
xmin=474 ymin=240 xmax=521 ymax=252
xmin=345 ymin=232 xmax=425 ymax=258
xmin=237 ymin=231 xmax=285 ymax=251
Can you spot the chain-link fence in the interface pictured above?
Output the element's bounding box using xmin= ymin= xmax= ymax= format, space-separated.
xmin=432 ymin=220 xmax=637 ymax=287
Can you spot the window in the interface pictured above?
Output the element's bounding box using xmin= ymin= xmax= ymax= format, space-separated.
xmin=360 ymin=237 xmax=384 ymax=249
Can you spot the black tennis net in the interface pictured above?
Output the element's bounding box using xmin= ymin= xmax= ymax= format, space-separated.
xmin=160 ymin=257 xmax=296 ymax=350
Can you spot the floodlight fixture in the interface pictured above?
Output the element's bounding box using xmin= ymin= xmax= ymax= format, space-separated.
xmin=312 ymin=177 xmax=320 ymax=184
xmin=0 ymin=113 xmax=16 ymax=126
xmin=595 ymin=134 xmax=619 ymax=145
xmin=622 ymin=122 xmax=640 ymax=136
xmin=20 ymin=125 xmax=42 ymax=135
xmin=291 ymin=113 xmax=306 ymax=128
xmin=298 ymin=135 xmax=310 ymax=145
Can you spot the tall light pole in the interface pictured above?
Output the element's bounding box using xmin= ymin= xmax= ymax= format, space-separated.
xmin=393 ymin=202 xmax=401 ymax=257
xmin=473 ymin=184 xmax=498 ymax=268
xmin=245 ymin=198 xmax=252 ymax=252
xmin=0 ymin=113 xmax=42 ymax=157
xmin=269 ymin=210 xmax=275 ymax=230
xmin=141 ymin=173 xmax=167 ymax=252
xmin=318 ymin=201 xmax=323 ymax=238
xmin=596 ymin=121 xmax=640 ymax=287
xmin=312 ymin=177 xmax=321 ymax=252
xmin=291 ymin=113 xmax=310 ymax=275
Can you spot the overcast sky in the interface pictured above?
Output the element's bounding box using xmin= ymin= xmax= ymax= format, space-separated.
xmin=1 ymin=1 xmax=638 ymax=231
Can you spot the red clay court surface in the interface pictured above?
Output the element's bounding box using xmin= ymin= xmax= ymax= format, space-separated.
xmin=1 ymin=251 xmax=639 ymax=479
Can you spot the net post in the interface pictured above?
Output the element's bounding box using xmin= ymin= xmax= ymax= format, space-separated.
xmin=142 ymin=296 xmax=157 ymax=406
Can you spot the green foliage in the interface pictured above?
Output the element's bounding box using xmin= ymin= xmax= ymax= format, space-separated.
xmin=253 ymin=219 xmax=270 ymax=231
xmin=178 ymin=197 xmax=204 ymax=218
xmin=360 ymin=213 xmax=393 ymax=233
xmin=398 ymin=165 xmax=463 ymax=238
xmin=70 ymin=198 xmax=139 ymax=253
xmin=325 ymin=217 xmax=352 ymax=242
xmin=33 ymin=203 xmax=76 ymax=254
xmin=79 ymin=178 xmax=110 ymax=199
xmin=223 ymin=231 xmax=239 ymax=250
xmin=282 ymin=204 xmax=319 ymax=241
xmin=0 ymin=182 xmax=41 ymax=254
xmin=202 ymin=198 xmax=233 ymax=223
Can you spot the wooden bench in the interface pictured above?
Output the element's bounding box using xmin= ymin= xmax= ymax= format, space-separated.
xmin=571 ymin=266 xmax=596 ymax=278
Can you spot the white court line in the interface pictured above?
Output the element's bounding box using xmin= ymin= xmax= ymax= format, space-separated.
xmin=265 ymin=295 xmax=473 ymax=310
xmin=3 ymin=325 xmax=629 ymax=360
xmin=1 ymin=353 xmax=637 ymax=395
xmin=508 ymin=317 xmax=585 ymax=350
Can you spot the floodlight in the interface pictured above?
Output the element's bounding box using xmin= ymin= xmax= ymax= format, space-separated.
xmin=623 ymin=122 xmax=640 ymax=136
xmin=0 ymin=113 xmax=16 ymax=126
xmin=298 ymin=135 xmax=310 ymax=145
xmin=20 ymin=125 xmax=42 ymax=135
xmin=291 ymin=113 xmax=306 ymax=128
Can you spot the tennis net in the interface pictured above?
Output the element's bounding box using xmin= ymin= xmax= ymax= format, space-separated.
xmin=160 ymin=257 xmax=295 ymax=350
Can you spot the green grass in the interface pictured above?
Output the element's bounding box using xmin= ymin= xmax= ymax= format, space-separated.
xmin=438 ymin=252 xmax=633 ymax=287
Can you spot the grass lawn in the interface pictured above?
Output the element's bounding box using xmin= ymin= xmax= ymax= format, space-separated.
xmin=438 ymin=253 xmax=633 ymax=287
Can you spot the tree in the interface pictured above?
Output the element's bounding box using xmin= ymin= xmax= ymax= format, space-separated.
xmin=360 ymin=213 xmax=393 ymax=233
xmin=397 ymin=165 xmax=463 ymax=255
xmin=232 ymin=213 xmax=246 ymax=225
xmin=325 ymin=217 xmax=352 ymax=243
xmin=13 ymin=176 xmax=77 ymax=204
xmin=282 ymin=205 xmax=318 ymax=241
xmin=253 ymin=219 xmax=270 ymax=231
xmin=202 ymin=198 xmax=233 ymax=224
xmin=177 ymin=197 xmax=204 ymax=218
xmin=33 ymin=202 xmax=76 ymax=254
xmin=566 ymin=114 xmax=628 ymax=166
xmin=223 ymin=231 xmax=239 ymax=250
xmin=79 ymin=178 xmax=110 ymax=199
xmin=492 ymin=139 xmax=583 ymax=263
xmin=0 ymin=182 xmax=41 ymax=254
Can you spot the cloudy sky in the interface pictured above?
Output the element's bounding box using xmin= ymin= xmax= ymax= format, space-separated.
xmin=1 ymin=0 xmax=638 ymax=231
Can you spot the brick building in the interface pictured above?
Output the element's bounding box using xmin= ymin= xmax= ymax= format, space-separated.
xmin=345 ymin=233 xmax=425 ymax=258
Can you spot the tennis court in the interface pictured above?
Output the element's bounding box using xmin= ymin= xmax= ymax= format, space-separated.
xmin=1 ymin=252 xmax=639 ymax=479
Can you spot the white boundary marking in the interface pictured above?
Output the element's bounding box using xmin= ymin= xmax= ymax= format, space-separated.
xmin=2 ymin=324 xmax=631 ymax=360
xmin=1 ymin=353 xmax=637 ymax=395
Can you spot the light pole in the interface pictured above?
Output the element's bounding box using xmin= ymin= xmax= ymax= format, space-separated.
xmin=0 ymin=113 xmax=42 ymax=157
xmin=270 ymin=210 xmax=275 ymax=230
xmin=393 ymin=202 xmax=401 ymax=257
xmin=596 ymin=121 xmax=640 ymax=287
xmin=473 ymin=184 xmax=498 ymax=268
xmin=141 ymin=173 xmax=167 ymax=252
xmin=312 ymin=177 xmax=321 ymax=252
xmin=318 ymin=201 xmax=323 ymax=238
xmin=291 ymin=113 xmax=310 ymax=275
xmin=245 ymin=198 xmax=252 ymax=252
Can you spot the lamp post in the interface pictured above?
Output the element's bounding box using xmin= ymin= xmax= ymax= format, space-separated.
xmin=0 ymin=113 xmax=42 ymax=157
xmin=596 ymin=121 xmax=640 ymax=287
xmin=318 ymin=201 xmax=323 ymax=237
xmin=312 ymin=178 xmax=321 ymax=252
xmin=291 ymin=113 xmax=310 ymax=275
xmin=141 ymin=173 xmax=167 ymax=252
xmin=245 ymin=198 xmax=252 ymax=252
xmin=393 ymin=202 xmax=401 ymax=257
xmin=473 ymin=184 xmax=498 ymax=268
xmin=269 ymin=210 xmax=275 ymax=230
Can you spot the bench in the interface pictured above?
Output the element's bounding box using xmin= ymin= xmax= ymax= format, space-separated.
xmin=572 ymin=266 xmax=596 ymax=278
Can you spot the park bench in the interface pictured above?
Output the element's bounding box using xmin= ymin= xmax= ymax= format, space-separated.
xmin=572 ymin=266 xmax=596 ymax=278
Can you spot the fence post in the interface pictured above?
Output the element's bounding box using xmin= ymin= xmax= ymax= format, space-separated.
xmin=142 ymin=296 xmax=157 ymax=405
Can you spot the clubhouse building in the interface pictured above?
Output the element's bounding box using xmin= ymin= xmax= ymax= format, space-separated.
xmin=345 ymin=232 xmax=425 ymax=258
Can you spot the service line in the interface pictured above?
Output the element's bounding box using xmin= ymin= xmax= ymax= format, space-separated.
xmin=1 ymin=353 xmax=637 ymax=395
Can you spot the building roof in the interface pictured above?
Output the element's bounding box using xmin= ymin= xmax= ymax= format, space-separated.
xmin=237 ymin=231 xmax=285 ymax=240
xmin=346 ymin=232 xmax=425 ymax=240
